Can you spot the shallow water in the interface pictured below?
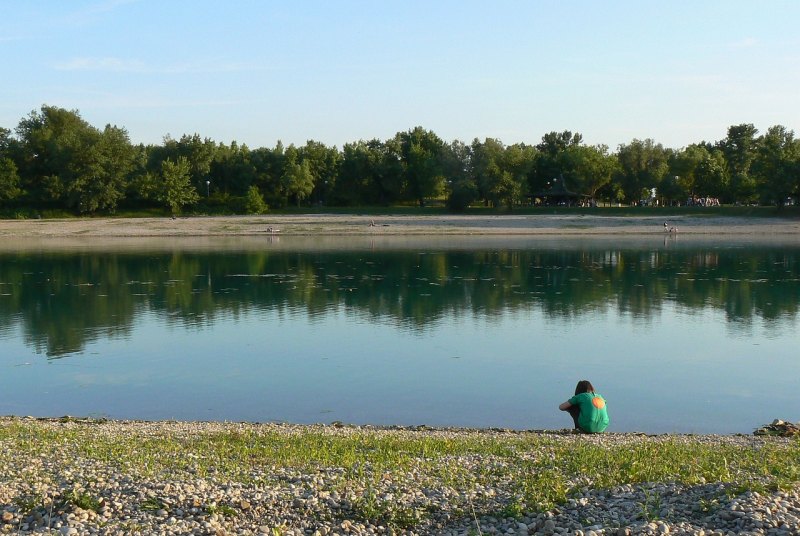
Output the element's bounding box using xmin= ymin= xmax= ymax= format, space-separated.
xmin=0 ymin=236 xmax=798 ymax=433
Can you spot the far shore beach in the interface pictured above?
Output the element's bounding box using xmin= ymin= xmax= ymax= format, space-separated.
xmin=0 ymin=213 xmax=799 ymax=240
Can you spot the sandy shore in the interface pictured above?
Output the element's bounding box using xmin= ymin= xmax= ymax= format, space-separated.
xmin=0 ymin=213 xmax=799 ymax=238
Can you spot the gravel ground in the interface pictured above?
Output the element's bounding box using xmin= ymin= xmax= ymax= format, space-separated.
xmin=1 ymin=419 xmax=797 ymax=536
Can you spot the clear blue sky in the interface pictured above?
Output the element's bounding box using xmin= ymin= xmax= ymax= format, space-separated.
xmin=2 ymin=0 xmax=798 ymax=150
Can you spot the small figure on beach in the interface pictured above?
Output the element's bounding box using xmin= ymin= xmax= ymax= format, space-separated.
xmin=664 ymin=222 xmax=669 ymax=231
xmin=559 ymin=380 xmax=609 ymax=433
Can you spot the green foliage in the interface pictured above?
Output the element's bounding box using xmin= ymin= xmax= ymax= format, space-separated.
xmin=282 ymin=154 xmax=315 ymax=207
xmin=694 ymin=148 xmax=729 ymax=199
xmin=396 ymin=126 xmax=446 ymax=207
xmin=447 ymin=177 xmax=479 ymax=211
xmin=2 ymin=104 xmax=799 ymax=213
xmin=615 ymin=138 xmax=669 ymax=203
xmin=0 ymin=157 xmax=20 ymax=202
xmin=62 ymin=489 xmax=101 ymax=512
xmin=638 ymin=489 xmax=662 ymax=521
xmin=159 ymin=156 xmax=199 ymax=214
xmin=352 ymin=486 xmax=423 ymax=529
xmin=244 ymin=185 xmax=268 ymax=214
xmin=13 ymin=493 xmax=45 ymax=515
xmin=140 ymin=497 xmax=165 ymax=511
xmin=206 ymin=503 xmax=237 ymax=517
xmin=721 ymin=124 xmax=759 ymax=203
xmin=753 ymin=125 xmax=799 ymax=206
xmin=500 ymin=497 xmax=526 ymax=519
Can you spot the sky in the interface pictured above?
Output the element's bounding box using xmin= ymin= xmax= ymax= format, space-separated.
xmin=1 ymin=0 xmax=799 ymax=151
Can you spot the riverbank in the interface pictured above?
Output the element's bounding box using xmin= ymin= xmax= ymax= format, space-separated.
xmin=1 ymin=418 xmax=798 ymax=535
xmin=1 ymin=213 xmax=800 ymax=238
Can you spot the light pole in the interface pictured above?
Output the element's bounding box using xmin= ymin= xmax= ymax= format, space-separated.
xmin=206 ymin=180 xmax=210 ymax=198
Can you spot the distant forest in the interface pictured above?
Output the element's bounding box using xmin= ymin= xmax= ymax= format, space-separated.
xmin=1 ymin=105 xmax=798 ymax=215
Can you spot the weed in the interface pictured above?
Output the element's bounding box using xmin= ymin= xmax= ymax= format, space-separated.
xmin=140 ymin=497 xmax=164 ymax=511
xmin=61 ymin=489 xmax=101 ymax=513
xmin=206 ymin=504 xmax=237 ymax=517
xmin=696 ymin=497 xmax=720 ymax=514
xmin=638 ymin=489 xmax=662 ymax=522
xmin=351 ymin=486 xmax=422 ymax=530
xmin=499 ymin=497 xmax=525 ymax=520
xmin=12 ymin=493 xmax=45 ymax=516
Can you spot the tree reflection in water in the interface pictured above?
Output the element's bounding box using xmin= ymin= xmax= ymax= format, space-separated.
xmin=0 ymin=245 xmax=797 ymax=357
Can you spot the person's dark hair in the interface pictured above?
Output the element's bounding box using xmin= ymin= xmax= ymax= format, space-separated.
xmin=574 ymin=380 xmax=595 ymax=395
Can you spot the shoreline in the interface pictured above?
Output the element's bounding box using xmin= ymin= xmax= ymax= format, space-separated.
xmin=1 ymin=416 xmax=798 ymax=535
xmin=1 ymin=213 xmax=799 ymax=239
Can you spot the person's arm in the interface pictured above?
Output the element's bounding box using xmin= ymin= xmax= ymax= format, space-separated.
xmin=558 ymin=401 xmax=572 ymax=411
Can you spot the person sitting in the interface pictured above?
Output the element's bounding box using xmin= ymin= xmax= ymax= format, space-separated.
xmin=558 ymin=380 xmax=610 ymax=433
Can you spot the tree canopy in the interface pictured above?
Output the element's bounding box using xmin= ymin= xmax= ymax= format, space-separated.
xmin=2 ymin=107 xmax=798 ymax=214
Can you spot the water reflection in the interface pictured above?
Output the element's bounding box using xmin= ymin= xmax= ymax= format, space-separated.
xmin=0 ymin=240 xmax=797 ymax=357
xmin=1 ymin=237 xmax=799 ymax=433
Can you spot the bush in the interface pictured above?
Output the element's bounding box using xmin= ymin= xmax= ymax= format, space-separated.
xmin=245 ymin=186 xmax=269 ymax=214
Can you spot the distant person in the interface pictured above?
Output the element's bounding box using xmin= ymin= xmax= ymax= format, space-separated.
xmin=559 ymin=380 xmax=609 ymax=433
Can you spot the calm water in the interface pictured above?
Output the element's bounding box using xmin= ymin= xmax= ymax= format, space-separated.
xmin=1 ymin=236 xmax=798 ymax=434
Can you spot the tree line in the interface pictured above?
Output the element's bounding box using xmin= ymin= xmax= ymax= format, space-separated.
xmin=1 ymin=105 xmax=798 ymax=215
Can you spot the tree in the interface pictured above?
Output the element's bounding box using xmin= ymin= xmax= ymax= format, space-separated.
xmin=694 ymin=148 xmax=728 ymax=199
xmin=752 ymin=125 xmax=799 ymax=207
xmin=396 ymin=127 xmax=445 ymax=206
xmin=72 ymin=124 xmax=135 ymax=213
xmin=501 ymin=143 xmax=536 ymax=208
xmin=441 ymin=140 xmax=476 ymax=210
xmin=300 ymin=140 xmax=341 ymax=205
xmin=0 ymin=157 xmax=20 ymax=203
xmin=529 ymin=131 xmax=583 ymax=194
xmin=159 ymin=156 xmax=199 ymax=214
xmin=668 ymin=144 xmax=707 ymax=201
xmin=151 ymin=134 xmax=216 ymax=194
xmin=14 ymin=105 xmax=96 ymax=207
xmin=470 ymin=138 xmax=506 ymax=207
xmin=657 ymin=174 xmax=684 ymax=206
xmin=282 ymin=148 xmax=315 ymax=207
xmin=562 ymin=144 xmax=617 ymax=199
xmin=614 ymin=139 xmax=669 ymax=204
xmin=244 ymin=185 xmax=268 ymax=214
xmin=0 ymin=127 xmax=20 ymax=203
xmin=210 ymin=141 xmax=256 ymax=196
xmin=250 ymin=142 xmax=288 ymax=208
xmin=720 ymin=124 xmax=759 ymax=203
xmin=11 ymin=106 xmax=135 ymax=213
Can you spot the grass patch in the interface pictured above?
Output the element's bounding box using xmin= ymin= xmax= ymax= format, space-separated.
xmin=0 ymin=419 xmax=798 ymax=523
xmin=4 ymin=204 xmax=798 ymax=220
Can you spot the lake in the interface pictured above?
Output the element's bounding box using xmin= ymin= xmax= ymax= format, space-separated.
xmin=1 ymin=235 xmax=798 ymax=434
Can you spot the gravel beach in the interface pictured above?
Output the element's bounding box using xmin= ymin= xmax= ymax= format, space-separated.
xmin=0 ymin=214 xmax=799 ymax=239
xmin=1 ymin=418 xmax=798 ymax=536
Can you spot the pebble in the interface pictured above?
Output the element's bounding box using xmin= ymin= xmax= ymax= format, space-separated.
xmin=0 ymin=418 xmax=798 ymax=536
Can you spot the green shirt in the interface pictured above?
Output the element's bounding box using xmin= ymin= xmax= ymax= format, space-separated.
xmin=568 ymin=392 xmax=610 ymax=433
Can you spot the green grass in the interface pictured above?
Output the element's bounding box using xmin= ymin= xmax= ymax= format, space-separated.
xmin=0 ymin=420 xmax=798 ymax=523
xmin=2 ymin=204 xmax=798 ymax=220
